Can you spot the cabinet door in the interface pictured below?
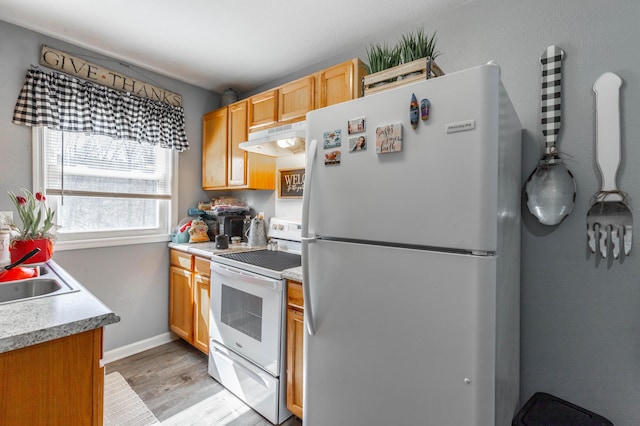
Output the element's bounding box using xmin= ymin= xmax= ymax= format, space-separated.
xmin=317 ymin=59 xmax=366 ymax=108
xmin=169 ymin=266 xmax=193 ymax=342
xmin=0 ymin=328 xmax=103 ymax=425
xmin=228 ymin=100 xmax=248 ymax=187
xmin=193 ymin=273 xmax=210 ymax=354
xmin=286 ymin=306 xmax=304 ymax=419
xmin=249 ymin=90 xmax=278 ymax=131
xmin=202 ymin=108 xmax=228 ymax=189
xmin=279 ymin=76 xmax=315 ymax=123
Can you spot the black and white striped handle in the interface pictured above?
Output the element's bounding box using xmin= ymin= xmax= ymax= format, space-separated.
xmin=540 ymin=45 xmax=565 ymax=155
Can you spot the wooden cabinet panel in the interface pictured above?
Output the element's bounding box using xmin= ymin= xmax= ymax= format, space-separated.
xmin=249 ymin=90 xmax=278 ymax=130
xmin=287 ymin=307 xmax=304 ymax=419
xmin=169 ymin=265 xmax=193 ymax=341
xmin=0 ymin=328 xmax=104 ymax=426
xmin=279 ymin=76 xmax=315 ymax=123
xmin=317 ymin=58 xmax=367 ymax=108
xmin=202 ymin=102 xmax=275 ymax=191
xmin=169 ymin=250 xmax=210 ymax=354
xmin=202 ymin=108 xmax=228 ymax=189
xmin=287 ymin=280 xmax=304 ymax=310
xmin=286 ymin=280 xmax=304 ymax=419
xmin=193 ymin=274 xmax=211 ymax=354
xmin=228 ymin=100 xmax=248 ymax=186
xmin=194 ymin=257 xmax=211 ymax=276
xmin=171 ymin=249 xmax=193 ymax=269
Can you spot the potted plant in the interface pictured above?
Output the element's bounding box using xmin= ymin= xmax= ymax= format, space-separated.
xmin=398 ymin=28 xmax=441 ymax=64
xmin=365 ymin=43 xmax=402 ymax=75
xmin=7 ymin=188 xmax=57 ymax=264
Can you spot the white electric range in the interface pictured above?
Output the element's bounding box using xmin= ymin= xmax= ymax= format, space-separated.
xmin=208 ymin=218 xmax=301 ymax=425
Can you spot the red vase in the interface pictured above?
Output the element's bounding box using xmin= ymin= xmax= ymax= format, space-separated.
xmin=9 ymin=239 xmax=53 ymax=264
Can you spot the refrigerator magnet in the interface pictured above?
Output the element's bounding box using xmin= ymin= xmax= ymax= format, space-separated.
xmin=421 ymin=98 xmax=431 ymax=121
xmin=324 ymin=150 xmax=341 ymax=165
xmin=323 ymin=129 xmax=341 ymax=149
xmin=410 ymin=93 xmax=419 ymax=129
xmin=375 ymin=123 xmax=402 ymax=153
xmin=347 ymin=117 xmax=366 ymax=134
xmin=349 ymin=135 xmax=367 ymax=152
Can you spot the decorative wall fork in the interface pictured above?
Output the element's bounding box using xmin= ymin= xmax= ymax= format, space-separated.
xmin=587 ymin=72 xmax=632 ymax=259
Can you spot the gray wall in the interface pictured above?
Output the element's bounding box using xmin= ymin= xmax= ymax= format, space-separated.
xmin=2 ymin=0 xmax=640 ymax=423
xmin=0 ymin=20 xmax=217 ymax=351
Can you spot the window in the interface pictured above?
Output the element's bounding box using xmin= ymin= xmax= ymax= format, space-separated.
xmin=34 ymin=127 xmax=178 ymax=249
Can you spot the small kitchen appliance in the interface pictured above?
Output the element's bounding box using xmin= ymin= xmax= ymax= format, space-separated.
xmin=208 ymin=217 xmax=301 ymax=424
xmin=302 ymin=63 xmax=521 ymax=425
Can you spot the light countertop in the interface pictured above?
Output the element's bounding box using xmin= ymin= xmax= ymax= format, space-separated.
xmin=170 ymin=242 xmax=303 ymax=281
xmin=283 ymin=267 xmax=302 ymax=282
xmin=169 ymin=241 xmax=266 ymax=258
xmin=0 ymin=260 xmax=120 ymax=353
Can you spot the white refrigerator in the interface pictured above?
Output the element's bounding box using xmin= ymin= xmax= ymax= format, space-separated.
xmin=301 ymin=63 xmax=522 ymax=425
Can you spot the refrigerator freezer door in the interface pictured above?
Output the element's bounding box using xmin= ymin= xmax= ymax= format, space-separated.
xmin=305 ymin=64 xmax=521 ymax=252
xmin=304 ymin=240 xmax=500 ymax=425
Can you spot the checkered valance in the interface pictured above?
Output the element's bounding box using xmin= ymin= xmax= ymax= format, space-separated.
xmin=12 ymin=67 xmax=189 ymax=152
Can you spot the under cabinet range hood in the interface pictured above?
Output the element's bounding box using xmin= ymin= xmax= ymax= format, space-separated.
xmin=239 ymin=121 xmax=306 ymax=157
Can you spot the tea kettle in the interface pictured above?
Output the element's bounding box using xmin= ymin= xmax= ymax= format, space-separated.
xmin=246 ymin=217 xmax=267 ymax=247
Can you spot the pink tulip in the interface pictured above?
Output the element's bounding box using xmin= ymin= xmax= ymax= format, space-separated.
xmin=35 ymin=192 xmax=46 ymax=202
xmin=16 ymin=196 xmax=27 ymax=205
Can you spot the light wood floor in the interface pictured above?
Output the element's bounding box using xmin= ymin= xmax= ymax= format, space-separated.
xmin=106 ymin=339 xmax=302 ymax=425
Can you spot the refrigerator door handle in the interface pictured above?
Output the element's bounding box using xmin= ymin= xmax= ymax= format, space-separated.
xmin=301 ymin=138 xmax=317 ymax=335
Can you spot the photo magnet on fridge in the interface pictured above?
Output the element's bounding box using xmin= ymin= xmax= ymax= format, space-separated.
xmin=375 ymin=123 xmax=402 ymax=153
xmin=349 ymin=135 xmax=366 ymax=152
xmin=324 ymin=150 xmax=341 ymax=165
xmin=323 ymin=129 xmax=342 ymax=149
xmin=348 ymin=117 xmax=366 ymax=134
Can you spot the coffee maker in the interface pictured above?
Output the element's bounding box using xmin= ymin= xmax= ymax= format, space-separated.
xmin=217 ymin=214 xmax=246 ymax=240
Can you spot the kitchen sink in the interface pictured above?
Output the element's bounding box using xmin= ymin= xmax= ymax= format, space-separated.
xmin=0 ymin=263 xmax=80 ymax=305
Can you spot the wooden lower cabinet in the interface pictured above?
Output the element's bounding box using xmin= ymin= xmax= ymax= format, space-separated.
xmin=0 ymin=328 xmax=104 ymax=426
xmin=286 ymin=280 xmax=304 ymax=419
xmin=169 ymin=249 xmax=210 ymax=354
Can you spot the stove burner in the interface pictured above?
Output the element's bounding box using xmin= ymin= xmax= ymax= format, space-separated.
xmin=219 ymin=250 xmax=301 ymax=272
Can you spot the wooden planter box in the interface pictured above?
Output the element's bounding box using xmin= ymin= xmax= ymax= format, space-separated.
xmin=361 ymin=57 xmax=444 ymax=96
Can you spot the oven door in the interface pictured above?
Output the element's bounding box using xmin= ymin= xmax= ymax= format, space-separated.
xmin=210 ymin=262 xmax=284 ymax=376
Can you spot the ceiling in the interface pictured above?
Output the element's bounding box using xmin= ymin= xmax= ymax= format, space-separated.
xmin=0 ymin=0 xmax=470 ymax=94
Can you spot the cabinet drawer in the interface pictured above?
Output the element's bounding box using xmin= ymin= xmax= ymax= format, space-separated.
xmin=194 ymin=256 xmax=211 ymax=276
xmin=171 ymin=250 xmax=193 ymax=269
xmin=287 ymin=280 xmax=304 ymax=309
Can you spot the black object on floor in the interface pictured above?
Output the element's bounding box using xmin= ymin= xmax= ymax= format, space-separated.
xmin=512 ymin=392 xmax=614 ymax=425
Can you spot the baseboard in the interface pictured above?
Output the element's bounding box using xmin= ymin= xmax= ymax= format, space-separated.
xmin=103 ymin=332 xmax=179 ymax=364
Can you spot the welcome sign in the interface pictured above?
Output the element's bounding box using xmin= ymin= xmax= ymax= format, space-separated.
xmin=278 ymin=168 xmax=305 ymax=198
xmin=39 ymin=45 xmax=183 ymax=107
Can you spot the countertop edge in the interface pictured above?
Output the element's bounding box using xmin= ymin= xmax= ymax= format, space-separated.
xmin=0 ymin=312 xmax=120 ymax=354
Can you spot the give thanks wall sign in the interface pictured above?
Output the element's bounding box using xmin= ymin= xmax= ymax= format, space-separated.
xmin=39 ymin=45 xmax=182 ymax=107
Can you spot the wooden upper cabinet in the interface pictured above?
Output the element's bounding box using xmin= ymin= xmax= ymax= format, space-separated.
xmin=279 ymin=76 xmax=315 ymax=123
xmin=316 ymin=58 xmax=368 ymax=108
xmin=228 ymin=100 xmax=248 ymax=187
xmin=249 ymin=90 xmax=278 ymax=131
xmin=202 ymin=108 xmax=228 ymax=189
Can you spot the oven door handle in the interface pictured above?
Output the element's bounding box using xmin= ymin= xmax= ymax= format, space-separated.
xmin=301 ymin=138 xmax=317 ymax=336
xmin=211 ymin=263 xmax=278 ymax=290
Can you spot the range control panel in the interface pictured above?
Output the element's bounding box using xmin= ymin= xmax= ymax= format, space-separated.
xmin=267 ymin=217 xmax=302 ymax=242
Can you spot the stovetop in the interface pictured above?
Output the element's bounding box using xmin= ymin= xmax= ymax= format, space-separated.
xmin=218 ymin=249 xmax=301 ymax=272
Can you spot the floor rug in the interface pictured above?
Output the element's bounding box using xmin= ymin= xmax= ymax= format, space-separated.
xmin=104 ymin=372 xmax=160 ymax=426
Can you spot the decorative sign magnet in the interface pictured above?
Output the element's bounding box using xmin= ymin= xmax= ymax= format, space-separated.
xmin=376 ymin=123 xmax=403 ymax=153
